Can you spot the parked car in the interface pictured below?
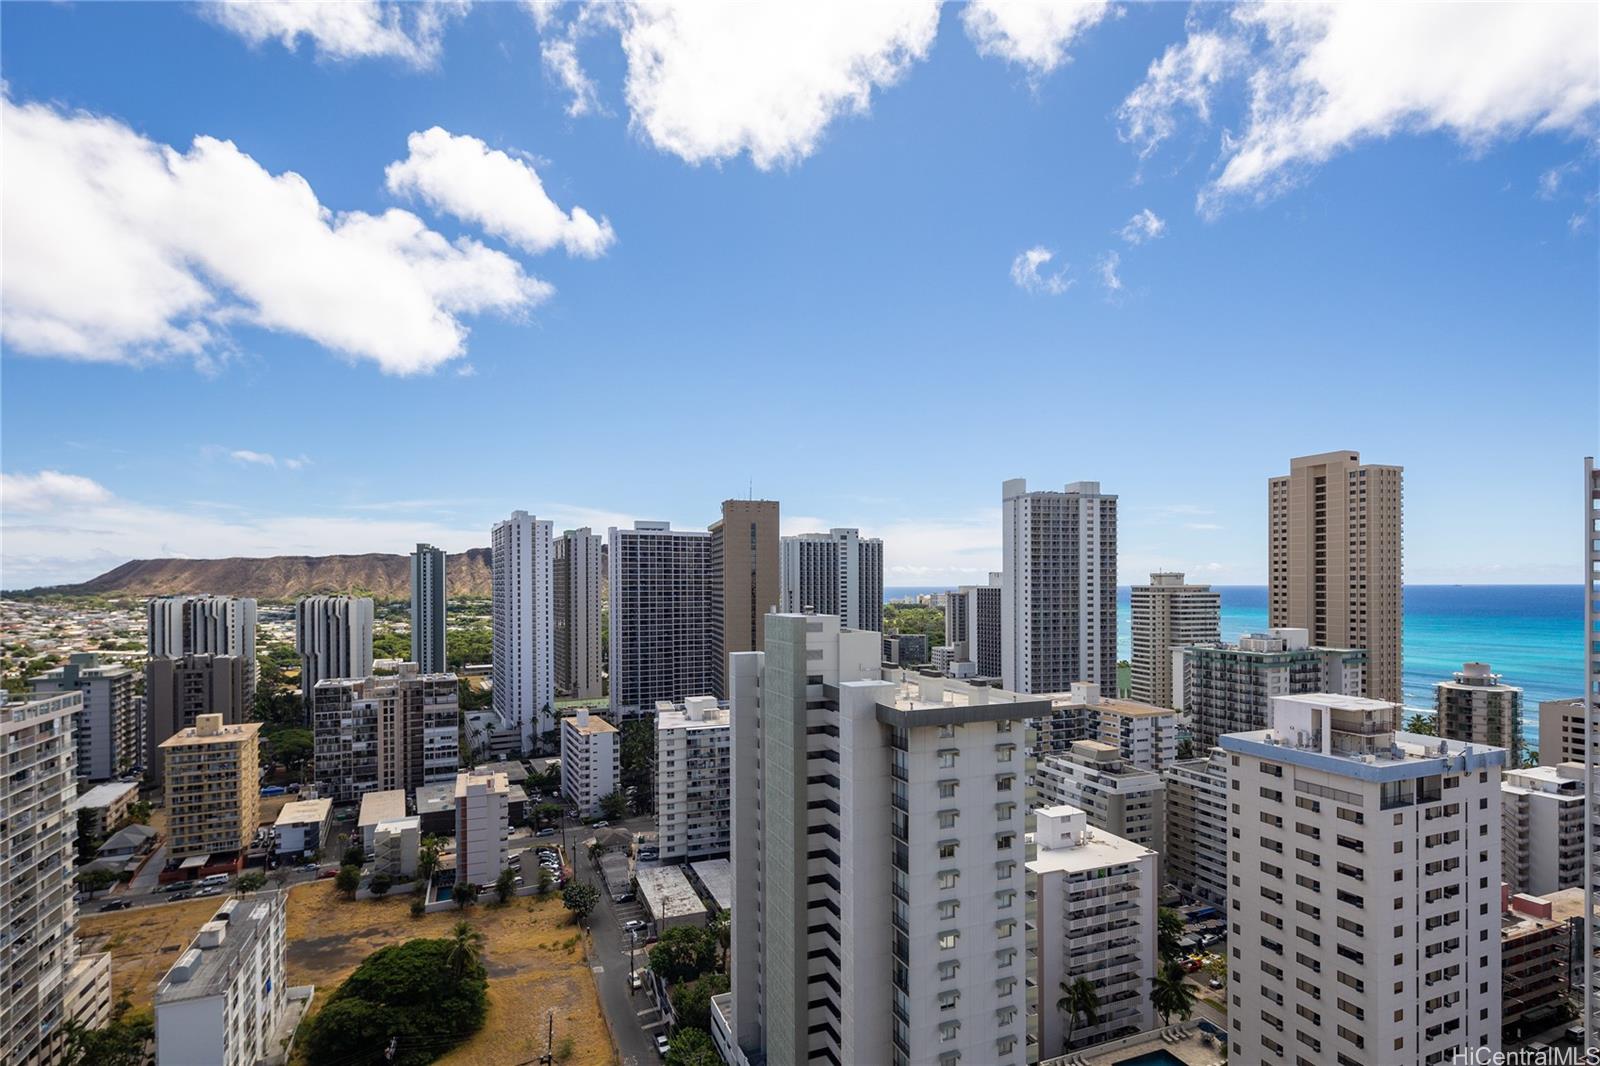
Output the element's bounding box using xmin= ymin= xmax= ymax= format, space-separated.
xmin=168 ymin=891 xmax=193 ymax=902
xmin=98 ymin=899 xmax=132 ymax=912
xmin=317 ymin=867 xmax=338 ymax=880
xmin=1208 ymin=977 xmax=1224 ymax=990
xmin=592 ymin=821 xmax=609 ymax=829
xmin=624 ymin=919 xmax=648 ymax=933
xmin=655 ymin=1034 xmax=670 ymax=1057
xmin=535 ymin=827 xmax=558 ymax=837
xmin=195 ymin=886 xmax=223 ymax=898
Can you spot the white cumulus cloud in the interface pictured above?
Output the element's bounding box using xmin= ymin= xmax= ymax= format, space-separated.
xmin=203 ymin=0 xmax=468 ymax=67
xmin=961 ymin=0 xmax=1112 ymax=78
xmin=1121 ymin=3 xmax=1600 ymax=209
xmin=1 ymin=95 xmax=550 ymax=375
xmin=230 ymin=450 xmax=278 ymax=467
xmin=385 ymin=127 xmax=615 ymax=257
xmin=1010 ymin=246 xmax=1071 ymax=295
xmin=1098 ymin=250 xmax=1122 ymax=292
xmin=572 ymin=1 xmax=940 ymax=169
xmin=1118 ymin=207 xmax=1166 ymax=244
xmin=0 ymin=471 xmax=114 ymax=512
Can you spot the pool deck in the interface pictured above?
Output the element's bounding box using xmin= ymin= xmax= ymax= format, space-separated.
xmin=1041 ymin=1021 xmax=1226 ymax=1066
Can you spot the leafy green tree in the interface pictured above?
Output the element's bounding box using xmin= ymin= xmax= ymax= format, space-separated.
xmin=599 ymin=791 xmax=627 ymax=822
xmin=454 ymin=881 xmax=480 ymax=909
xmin=707 ymin=908 xmax=730 ymax=969
xmin=74 ymin=868 xmax=118 ymax=897
xmin=303 ymin=938 xmax=487 ymax=1066
xmin=495 ymin=867 xmax=516 ymax=903
xmin=75 ymin=809 xmax=101 ymax=865
xmin=417 ymin=836 xmax=442 ymax=884
xmin=447 ymin=920 xmax=486 ymax=979
xmin=1175 ymin=738 xmax=1195 ymax=761
xmin=410 ymin=897 xmax=427 ymax=918
xmin=1156 ymin=907 xmax=1185 ymax=963
xmin=532 ymin=802 xmax=564 ymax=828
xmin=237 ymin=871 xmax=267 ymax=893
xmin=619 ymin=718 xmax=654 ymax=811
xmin=1057 ymin=976 xmax=1100 ymax=1050
xmin=343 ymin=844 xmax=366 ymax=867
xmin=122 ymin=800 xmax=152 ymax=827
xmin=648 ymin=926 xmax=716 ymax=985
xmin=445 ymin=627 xmax=492 ymax=672
xmin=335 ymin=865 xmax=361 ymax=898
xmin=562 ymin=881 xmax=598 ymax=924
xmin=664 ymin=1027 xmax=721 ymax=1066
xmin=368 ymin=874 xmax=392 ymax=897
xmin=671 ymin=972 xmax=730 ymax=1031
xmin=537 ymin=866 xmax=555 ymax=894
xmin=264 ymin=727 xmax=314 ymax=776
xmin=880 ymin=603 xmax=945 ymax=643
xmin=1151 ymin=961 xmax=1197 ymax=1026
xmin=63 ymin=995 xmax=152 ymax=1066
xmin=1405 ymin=712 xmax=1438 ymax=737
xmin=372 ymin=630 xmax=410 ymax=660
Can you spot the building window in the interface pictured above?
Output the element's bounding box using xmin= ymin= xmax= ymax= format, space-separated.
xmin=939 ymin=931 xmax=960 ymax=950
xmin=938 ymin=749 xmax=959 ymax=768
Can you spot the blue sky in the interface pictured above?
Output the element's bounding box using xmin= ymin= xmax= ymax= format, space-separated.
xmin=2 ymin=2 xmax=1596 ymax=589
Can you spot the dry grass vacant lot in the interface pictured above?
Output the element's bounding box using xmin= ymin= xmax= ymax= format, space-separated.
xmin=285 ymin=881 xmax=613 ymax=1066
xmin=78 ymin=896 xmax=224 ymax=1011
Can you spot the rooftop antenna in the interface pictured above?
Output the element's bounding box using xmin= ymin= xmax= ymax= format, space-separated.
xmin=749 ymin=476 xmax=753 ymax=500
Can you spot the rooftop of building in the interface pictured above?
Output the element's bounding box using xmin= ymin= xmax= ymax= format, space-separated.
xmin=72 ymin=779 xmax=139 ymax=811
xmin=159 ymin=717 xmax=261 ymax=748
xmin=1541 ymin=887 xmax=1586 ymax=925
xmin=635 ymin=863 xmax=707 ymax=921
xmin=455 ymin=769 xmax=510 ymax=797
xmin=156 ymin=893 xmax=281 ymax=1005
xmin=357 ymin=789 xmax=407 ymax=827
xmin=1027 ymin=805 xmax=1154 ymax=876
xmin=274 ymin=797 xmax=333 ymax=826
xmin=477 ymin=760 xmax=528 ymax=783
xmin=563 ymin=710 xmax=618 ymax=736
xmin=874 ymin=669 xmax=1051 ymax=728
xmin=1437 ymin=662 xmax=1522 ymax=692
xmin=688 ymin=858 xmax=732 ymax=912
xmin=1502 ymin=763 xmax=1584 ymax=791
xmin=656 ymin=696 xmax=730 ymax=730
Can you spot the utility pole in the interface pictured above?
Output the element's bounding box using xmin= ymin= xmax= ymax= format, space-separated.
xmin=537 ymin=1008 xmax=554 ymax=1065
xmin=628 ymin=928 xmax=636 ymax=996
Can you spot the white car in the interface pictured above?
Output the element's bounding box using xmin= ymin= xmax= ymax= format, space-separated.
xmin=624 ymin=919 xmax=648 ymax=933
xmin=655 ymin=1034 xmax=670 ymax=1057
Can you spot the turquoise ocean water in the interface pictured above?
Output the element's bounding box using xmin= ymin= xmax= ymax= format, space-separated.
xmin=885 ymin=585 xmax=1584 ymax=752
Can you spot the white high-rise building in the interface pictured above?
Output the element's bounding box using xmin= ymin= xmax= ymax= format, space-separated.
xmin=1130 ymin=571 xmax=1220 ymax=710
xmin=30 ymin=652 xmax=139 ymax=781
xmin=655 ymin=696 xmax=731 ymax=862
xmin=146 ymin=594 xmax=258 ymax=704
xmin=1028 ymin=806 xmax=1156 ymax=1057
xmin=1583 ymin=455 xmax=1600 ymax=1046
xmin=559 ymin=707 xmax=620 ymax=819
xmin=1501 ymin=764 xmax=1585 ymax=896
xmin=312 ymin=666 xmax=460 ymax=802
xmin=1000 ymin=478 xmax=1117 ymax=694
xmin=721 ymin=615 xmax=1041 ymax=1066
xmin=1163 ymin=746 xmax=1231 ymax=906
xmin=155 ymin=893 xmax=293 ymax=1066
xmin=491 ymin=511 xmax=555 ymax=750
xmin=294 ymin=595 xmax=373 ymax=706
xmin=0 ymin=691 xmax=113 ymax=1066
xmin=777 ymin=527 xmax=884 ymax=633
xmin=1223 ymin=693 xmax=1505 ymax=1066
xmin=1031 ymin=681 xmax=1178 ymax=771
xmin=1176 ymin=628 xmax=1366 ymax=748
xmin=945 ymin=573 xmax=1003 ymax=678
xmin=608 ymin=522 xmax=714 ymax=718
xmin=554 ymin=527 xmax=603 ymax=700
xmin=1035 ymin=741 xmax=1166 ymax=859
xmin=410 ymin=543 xmax=447 ymax=674
xmin=455 ymin=768 xmax=510 ymax=886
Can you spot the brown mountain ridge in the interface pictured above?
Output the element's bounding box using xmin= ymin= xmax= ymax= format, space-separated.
xmin=18 ymin=549 xmax=492 ymax=601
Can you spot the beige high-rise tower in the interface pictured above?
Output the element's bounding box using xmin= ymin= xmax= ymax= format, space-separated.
xmin=1268 ymin=450 xmax=1403 ymax=702
xmin=708 ymin=499 xmax=779 ymax=698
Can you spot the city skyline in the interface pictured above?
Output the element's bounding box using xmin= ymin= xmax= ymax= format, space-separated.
xmin=1 ymin=3 xmax=1595 ymax=589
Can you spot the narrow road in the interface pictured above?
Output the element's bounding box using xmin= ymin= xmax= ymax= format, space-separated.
xmin=575 ymin=816 xmax=661 ymax=1066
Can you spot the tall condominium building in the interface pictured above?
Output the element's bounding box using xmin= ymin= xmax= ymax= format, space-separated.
xmin=1 ymin=692 xmax=113 ymax=1066
xmin=1036 ymin=741 xmax=1166 ymax=859
xmin=1436 ymin=661 xmax=1524 ymax=759
xmin=559 ymin=707 xmax=620 ymax=818
xmin=1164 ymin=746 xmax=1230 ymax=906
xmin=146 ymin=594 xmax=258 ymax=704
xmin=144 ymin=653 xmax=249 ymax=784
xmin=1268 ymin=450 xmax=1404 ymax=702
xmin=722 ymin=616 xmax=1040 ymax=1066
xmin=1176 ymin=628 xmax=1366 ymax=748
xmin=655 ymin=696 xmax=731 ymax=862
xmin=491 ymin=511 xmax=555 ymax=749
xmin=553 ymin=527 xmax=603 ymax=700
xmin=30 ymin=652 xmax=139 ymax=781
xmin=1586 ymin=456 xmax=1600 ymax=1045
xmin=608 ymin=522 xmax=714 ymax=718
xmin=1031 ymin=681 xmax=1178 ymax=770
xmin=944 ymin=573 xmax=1003 ymax=678
xmin=312 ymin=666 xmax=461 ymax=802
xmin=410 ymin=542 xmax=447 ymax=674
xmin=455 ymin=768 xmax=510 ymax=886
xmin=776 ymin=527 xmax=884 ymax=633
xmin=160 ymin=715 xmax=261 ymax=862
xmin=1000 ymin=478 xmax=1117 ymax=694
xmin=1028 ymin=806 xmax=1156 ymax=1057
xmin=155 ymin=893 xmax=294 ymax=1066
xmin=1130 ymin=571 xmax=1220 ymax=710
xmin=1222 ymin=693 xmax=1505 ymax=1066
xmin=708 ymin=499 xmax=781 ymax=698
xmin=1501 ymin=764 xmax=1585 ymax=896
xmin=294 ymin=595 xmax=373 ymax=706
xmin=1539 ymin=697 xmax=1585 ymax=766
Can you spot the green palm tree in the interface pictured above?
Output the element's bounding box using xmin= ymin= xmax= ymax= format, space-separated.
xmin=1151 ymin=960 xmax=1197 ymax=1026
xmin=1057 ymin=976 xmax=1100 ymax=1049
xmin=708 ymin=909 xmax=731 ymax=969
xmin=445 ymin=919 xmax=486 ymax=980
xmin=417 ymin=835 xmax=441 ymax=883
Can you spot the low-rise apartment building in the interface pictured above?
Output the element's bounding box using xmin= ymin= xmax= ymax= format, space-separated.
xmin=1164 ymin=746 xmax=1230 ymax=906
xmin=1500 ymin=763 xmax=1585 ymax=895
xmin=655 ymin=696 xmax=731 ymax=861
xmin=456 ymin=769 xmax=510 ymax=886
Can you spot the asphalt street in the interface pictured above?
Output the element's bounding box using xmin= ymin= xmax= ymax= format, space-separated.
xmin=574 ymin=814 xmax=664 ymax=1066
